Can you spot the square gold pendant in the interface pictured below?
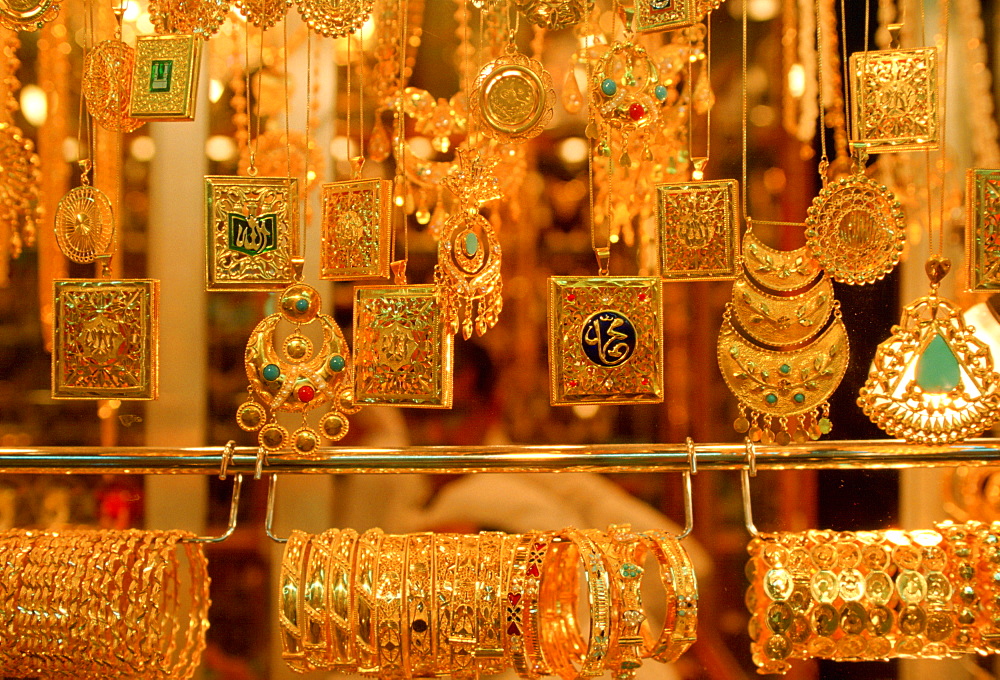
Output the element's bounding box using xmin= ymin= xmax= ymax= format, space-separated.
xmin=657 ymin=179 xmax=739 ymax=280
xmin=548 ymin=276 xmax=664 ymax=406
xmin=967 ymin=168 xmax=1000 ymax=291
xmin=634 ymin=0 xmax=695 ymax=32
xmin=320 ymin=179 xmax=393 ymax=280
xmin=849 ymin=47 xmax=939 ymax=153
xmin=353 ymin=285 xmax=453 ymax=407
xmin=52 ymin=279 xmax=159 ymax=400
xmin=129 ymin=34 xmax=201 ymax=121
xmin=205 ymin=175 xmax=300 ymax=291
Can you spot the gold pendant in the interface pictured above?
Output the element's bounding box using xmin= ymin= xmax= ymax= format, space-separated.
xmin=593 ymin=41 xmax=664 ymax=166
xmin=129 ymin=34 xmax=202 ymax=121
xmin=83 ymin=39 xmax=144 ymax=133
xmin=237 ymin=283 xmax=356 ymax=454
xmin=470 ymin=48 xmax=555 ymax=145
xmin=52 ymin=279 xmax=159 ymax=400
xmin=805 ymin=167 xmax=905 ymax=284
xmin=295 ymin=0 xmax=374 ymax=38
xmin=205 ymin=175 xmax=300 ymax=291
xmin=513 ymin=0 xmax=592 ymax=29
xmin=548 ymin=276 xmax=664 ymax=406
xmin=849 ymin=43 xmax=939 ymax=153
xmin=966 ymin=168 xmax=1000 ymax=291
xmin=635 ymin=0 xmax=695 ymax=32
xmin=234 ymin=0 xmax=288 ymax=29
xmin=731 ymin=274 xmax=834 ymax=346
xmin=741 ymin=230 xmax=822 ymax=292
xmin=147 ymin=0 xmax=227 ymax=38
xmin=0 ymin=121 xmax=41 ymax=260
xmin=0 ymin=0 xmax=59 ymax=30
xmin=320 ymin=178 xmax=392 ymax=280
xmin=54 ymin=184 xmax=115 ymax=263
xmin=858 ymin=257 xmax=1000 ymax=444
xmin=353 ymin=285 xmax=454 ymax=408
xmin=656 ymin=178 xmax=739 ymax=280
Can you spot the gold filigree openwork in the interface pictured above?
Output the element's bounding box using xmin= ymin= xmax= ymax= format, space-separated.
xmin=295 ymin=0 xmax=373 ymax=38
xmin=83 ymin=39 xmax=144 ymax=133
xmin=966 ymin=168 xmax=1000 ymax=291
xmin=805 ymin=171 xmax=905 ymax=285
xmin=353 ymin=285 xmax=453 ymax=408
xmin=470 ymin=49 xmax=555 ymax=144
xmin=858 ymin=258 xmax=1000 ymax=444
xmin=0 ymin=0 xmax=59 ymax=30
xmin=656 ymin=179 xmax=739 ymax=280
xmin=513 ymin=0 xmax=591 ymax=29
xmin=205 ymin=175 xmax=300 ymax=291
xmin=320 ymin=179 xmax=392 ymax=280
xmin=0 ymin=122 xmax=41 ymax=261
xmin=52 ymin=279 xmax=159 ymax=400
xmin=548 ymin=276 xmax=664 ymax=406
xmin=234 ymin=0 xmax=289 ymax=28
xmin=130 ymin=34 xmax=202 ymax=121
xmin=54 ymin=185 xmax=115 ymax=264
xmin=147 ymin=0 xmax=227 ymax=38
xmin=849 ymin=47 xmax=939 ymax=153
xmin=635 ymin=0 xmax=695 ymax=32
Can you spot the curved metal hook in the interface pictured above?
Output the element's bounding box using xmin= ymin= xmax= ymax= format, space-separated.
xmin=255 ymin=446 xmax=267 ymax=480
xmin=677 ymin=438 xmax=698 ymax=540
xmin=742 ymin=437 xmax=759 ymax=537
xmin=265 ymin=474 xmax=288 ymax=544
xmin=186 ymin=474 xmax=243 ymax=544
xmin=219 ymin=440 xmax=236 ymax=480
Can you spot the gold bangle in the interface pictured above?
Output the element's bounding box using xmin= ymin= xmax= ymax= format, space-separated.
xmin=505 ymin=531 xmax=554 ymax=679
xmin=450 ymin=533 xmax=479 ymax=678
xmin=606 ymin=524 xmax=649 ymax=676
xmin=434 ymin=533 xmax=460 ymax=675
xmin=353 ymin=527 xmax=384 ymax=675
xmin=404 ymin=532 xmax=436 ymax=677
xmin=375 ymin=533 xmax=407 ymax=677
xmin=941 ymin=520 xmax=984 ymax=654
xmin=279 ymin=529 xmax=312 ymax=672
xmin=302 ymin=529 xmax=338 ymax=667
xmin=474 ymin=531 xmax=508 ymax=675
xmin=642 ymin=530 xmax=697 ymax=663
xmin=326 ymin=527 xmax=359 ymax=670
xmin=536 ymin=535 xmax=586 ymax=680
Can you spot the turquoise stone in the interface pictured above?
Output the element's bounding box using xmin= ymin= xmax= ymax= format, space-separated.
xmin=464 ymin=232 xmax=479 ymax=257
xmin=915 ymin=333 xmax=961 ymax=393
xmin=765 ymin=393 xmax=778 ymax=405
xmin=654 ymin=85 xmax=667 ymax=101
xmin=620 ymin=563 xmax=642 ymax=579
xmin=779 ymin=364 xmax=791 ymax=374
xmin=329 ymin=355 xmax=345 ymax=372
xmin=793 ymin=393 xmax=805 ymax=403
xmin=295 ymin=298 xmax=309 ymax=312
xmin=601 ymin=78 xmax=617 ymax=96
xmin=262 ymin=363 xmax=280 ymax=381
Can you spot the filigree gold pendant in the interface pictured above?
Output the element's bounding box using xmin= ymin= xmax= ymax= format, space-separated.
xmin=0 ymin=0 xmax=59 ymax=30
xmin=130 ymin=34 xmax=201 ymax=121
xmin=435 ymin=209 xmax=503 ymax=339
xmin=205 ymin=175 xmax=300 ymax=291
xmin=858 ymin=257 xmax=1000 ymax=444
xmin=353 ymin=285 xmax=453 ymax=408
xmin=319 ymin=178 xmax=392 ymax=280
xmin=470 ymin=49 xmax=555 ymax=145
xmin=849 ymin=46 xmax=939 ymax=153
xmin=237 ymin=283 xmax=357 ymax=454
xmin=730 ymin=274 xmax=834 ymax=346
xmin=656 ymin=179 xmax=739 ymax=280
xmin=513 ymin=0 xmax=591 ymax=29
xmin=635 ymin=0 xmax=695 ymax=32
xmin=741 ymin=231 xmax=823 ymax=292
xmin=52 ymin=279 xmax=159 ymax=400
xmin=966 ymin=168 xmax=1000 ymax=291
xmin=83 ymin=39 xmax=144 ymax=133
xmin=54 ymin=184 xmax=115 ymax=264
xmin=592 ymin=41 xmax=664 ymax=167
xmin=805 ymin=170 xmax=905 ymax=284
xmin=548 ymin=276 xmax=663 ymax=406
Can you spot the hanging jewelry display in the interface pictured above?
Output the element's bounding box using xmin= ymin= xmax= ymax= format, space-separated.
xmin=320 ymin=178 xmax=393 ymax=280
xmin=237 ymin=283 xmax=355 ymax=453
xmin=54 ymin=161 xmax=115 ymax=264
xmin=82 ymin=11 xmax=144 ymax=134
xmin=52 ymin=279 xmax=159 ymax=400
xmin=130 ymin=34 xmax=202 ymax=121
xmin=0 ymin=0 xmax=59 ymax=30
xmin=434 ymin=147 xmax=505 ymax=339
xmin=296 ymin=0 xmax=373 ymax=38
xmin=848 ymin=24 xmax=939 ymax=153
xmin=469 ymin=45 xmax=555 ymax=145
xmin=147 ymin=0 xmax=228 ymax=39
xmin=858 ymin=257 xmax=1000 ymax=444
xmin=234 ymin=0 xmax=289 ymax=30
xmin=657 ymin=157 xmax=739 ymax=281
xmin=634 ymin=0 xmax=695 ymax=33
xmin=966 ymin=168 xmax=1000 ymax=291
xmin=804 ymin=145 xmax=906 ymax=284
xmin=513 ymin=0 xmax=592 ymax=30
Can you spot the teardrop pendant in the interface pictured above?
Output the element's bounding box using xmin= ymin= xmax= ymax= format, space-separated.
xmin=562 ymin=69 xmax=584 ymax=114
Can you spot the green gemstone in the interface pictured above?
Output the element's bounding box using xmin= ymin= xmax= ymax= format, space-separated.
xmin=793 ymin=393 xmax=805 ymax=403
xmin=262 ymin=363 xmax=280 ymax=381
xmin=464 ymin=232 xmax=479 ymax=257
xmin=818 ymin=418 xmax=832 ymax=434
xmin=765 ymin=393 xmax=778 ymax=405
xmin=620 ymin=563 xmax=642 ymax=579
xmin=329 ymin=355 xmax=346 ymax=372
xmin=779 ymin=364 xmax=791 ymax=374
xmin=915 ymin=333 xmax=961 ymax=393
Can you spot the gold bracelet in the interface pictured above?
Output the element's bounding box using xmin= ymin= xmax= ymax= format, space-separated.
xmin=404 ymin=532 xmax=436 ymax=676
xmin=642 ymin=530 xmax=697 ymax=663
xmin=450 ymin=533 xmax=479 ymax=678
xmin=507 ymin=531 xmax=554 ymax=679
xmin=941 ymin=521 xmax=984 ymax=654
xmin=536 ymin=534 xmax=587 ymax=679
xmin=280 ymin=529 xmax=311 ymax=672
xmin=302 ymin=529 xmax=338 ymax=667
xmin=606 ymin=525 xmax=649 ymax=676
xmin=474 ymin=531 xmax=508 ymax=675
xmin=375 ymin=533 xmax=407 ymax=677
xmin=353 ymin=527 xmax=384 ymax=675
xmin=326 ymin=527 xmax=359 ymax=670
xmin=434 ymin=533 xmax=460 ymax=675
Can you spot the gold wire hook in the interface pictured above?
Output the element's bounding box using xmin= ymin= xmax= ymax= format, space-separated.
xmin=255 ymin=446 xmax=267 ymax=480
xmin=186 ymin=474 xmax=243 ymax=544
xmin=742 ymin=436 xmax=759 ymax=537
xmin=677 ymin=437 xmax=697 ymax=540
xmin=219 ymin=440 xmax=236 ymax=480
xmin=265 ymin=474 xmax=288 ymax=544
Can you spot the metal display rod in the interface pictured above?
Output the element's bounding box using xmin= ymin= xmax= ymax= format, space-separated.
xmin=0 ymin=439 xmax=998 ymax=475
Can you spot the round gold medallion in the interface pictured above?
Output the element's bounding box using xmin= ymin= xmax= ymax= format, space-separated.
xmin=236 ymin=400 xmax=266 ymax=431
xmin=0 ymin=0 xmax=59 ymax=31
xmin=259 ymin=422 xmax=289 ymax=451
xmin=54 ymin=186 xmax=115 ymax=263
xmin=471 ymin=53 xmax=554 ymax=144
xmin=83 ymin=40 xmax=144 ymax=133
xmin=292 ymin=426 xmax=320 ymax=454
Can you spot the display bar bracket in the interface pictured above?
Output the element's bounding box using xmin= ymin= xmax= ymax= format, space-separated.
xmin=0 ymin=439 xmax=998 ymax=475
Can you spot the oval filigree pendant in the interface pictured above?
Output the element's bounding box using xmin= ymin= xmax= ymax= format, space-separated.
xmin=54 ymin=185 xmax=115 ymax=263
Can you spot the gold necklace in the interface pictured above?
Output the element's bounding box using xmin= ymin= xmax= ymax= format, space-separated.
xmin=966 ymin=168 xmax=1000 ymax=291
xmin=0 ymin=33 xmax=39 ymax=265
xmin=469 ymin=43 xmax=555 ymax=145
xmin=129 ymin=34 xmax=203 ymax=121
xmin=82 ymin=12 xmax=144 ymax=133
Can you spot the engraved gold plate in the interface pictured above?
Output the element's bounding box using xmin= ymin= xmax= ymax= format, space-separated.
xmin=353 ymin=285 xmax=453 ymax=408
xmin=205 ymin=175 xmax=300 ymax=291
xmin=966 ymin=168 xmax=1000 ymax=291
xmin=731 ymin=275 xmax=834 ymax=346
xmin=741 ymin=231 xmax=822 ymax=292
xmin=805 ymin=172 xmax=905 ymax=284
xmin=130 ymin=34 xmax=201 ymax=121
xmin=656 ymin=179 xmax=739 ymax=280
xmin=635 ymin=0 xmax=695 ymax=33
xmin=470 ymin=51 xmax=555 ymax=144
xmin=52 ymin=279 xmax=159 ymax=400
xmin=859 ymin=259 xmax=1000 ymax=444
xmin=54 ymin=186 xmax=115 ymax=263
xmin=320 ymin=179 xmax=392 ymax=281
xmin=849 ymin=47 xmax=939 ymax=153
xmin=548 ymin=276 xmax=663 ymax=406
xmin=0 ymin=0 xmax=59 ymax=30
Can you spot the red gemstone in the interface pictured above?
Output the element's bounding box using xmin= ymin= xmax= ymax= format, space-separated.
xmin=629 ymin=103 xmax=645 ymax=122
xmin=507 ymin=622 xmax=521 ymax=636
xmin=533 ymin=542 xmax=546 ymax=550
xmin=641 ymin=377 xmax=650 ymax=385
xmin=567 ymin=293 xmax=576 ymax=302
xmin=568 ymin=380 xmax=578 ymax=387
xmin=638 ymin=293 xmax=647 ymax=302
xmin=527 ymin=564 xmax=540 ymax=577
xmin=297 ymin=385 xmax=316 ymax=402
xmin=508 ymin=593 xmax=521 ymax=607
